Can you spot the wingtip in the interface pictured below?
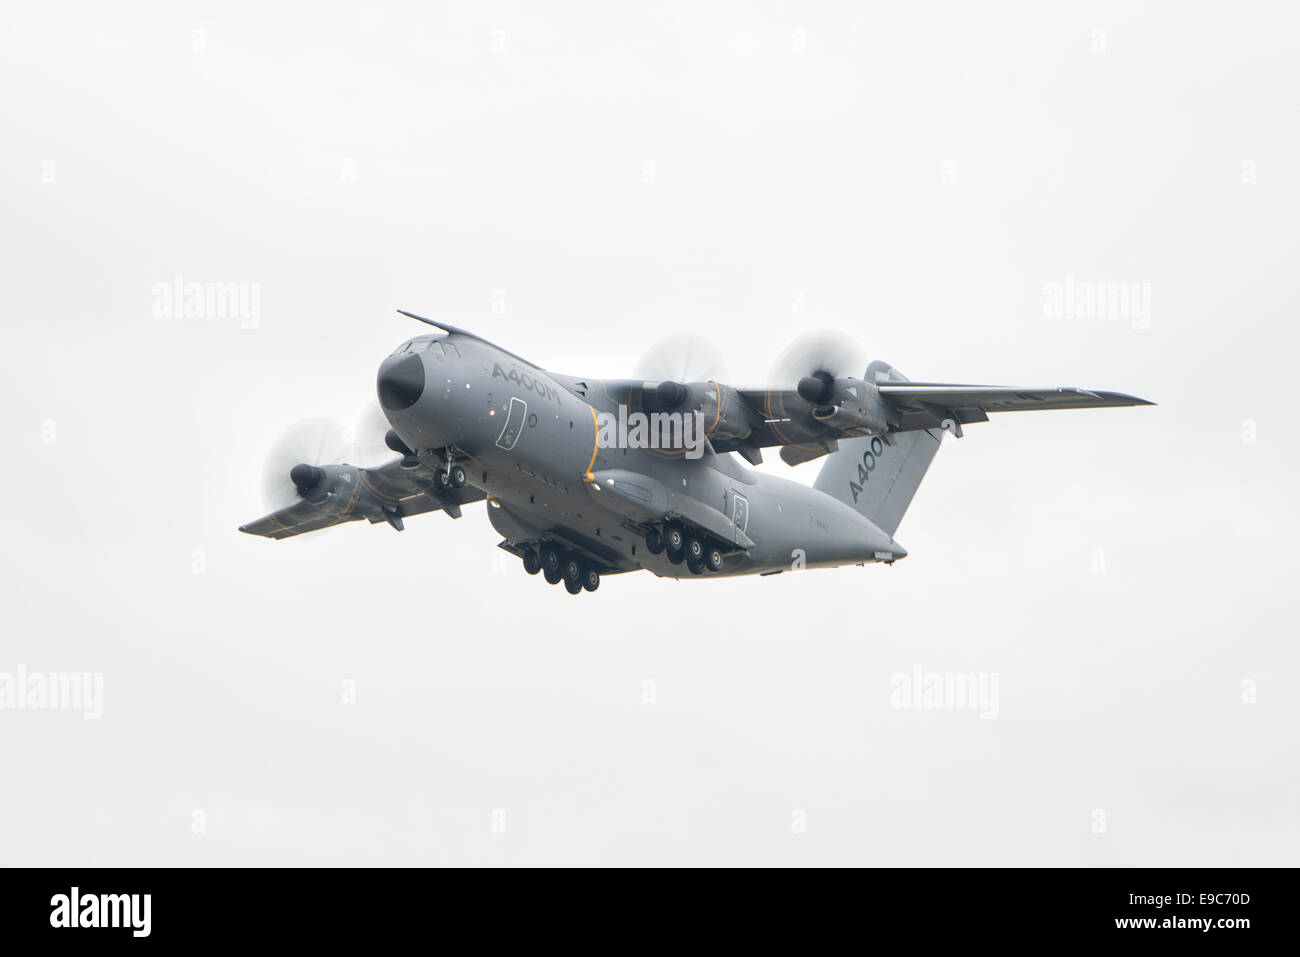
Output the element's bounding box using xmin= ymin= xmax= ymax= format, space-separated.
xmin=1093 ymin=389 xmax=1156 ymax=407
xmin=1119 ymin=392 xmax=1157 ymax=407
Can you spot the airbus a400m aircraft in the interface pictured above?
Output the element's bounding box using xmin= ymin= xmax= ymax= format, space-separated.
xmin=240 ymin=312 xmax=1152 ymax=594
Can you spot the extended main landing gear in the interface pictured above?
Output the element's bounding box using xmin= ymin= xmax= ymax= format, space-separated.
xmin=529 ymin=543 xmax=600 ymax=595
xmin=645 ymin=521 xmax=726 ymax=576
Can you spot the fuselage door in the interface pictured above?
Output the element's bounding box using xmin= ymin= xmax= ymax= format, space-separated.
xmin=496 ymin=396 xmax=527 ymax=450
xmin=732 ymin=491 xmax=749 ymax=533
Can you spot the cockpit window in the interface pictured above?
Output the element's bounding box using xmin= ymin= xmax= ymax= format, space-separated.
xmin=391 ymin=335 xmax=451 ymax=358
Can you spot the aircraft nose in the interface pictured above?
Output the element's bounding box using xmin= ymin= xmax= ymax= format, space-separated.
xmin=377 ymin=353 xmax=425 ymax=411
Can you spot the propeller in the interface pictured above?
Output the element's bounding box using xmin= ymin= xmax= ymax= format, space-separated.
xmin=770 ymin=330 xmax=867 ymax=401
xmin=343 ymin=400 xmax=394 ymax=468
xmin=634 ymin=334 xmax=729 ymax=385
xmin=634 ymin=334 xmax=729 ymax=411
xmin=653 ymin=380 xmax=687 ymax=409
xmin=260 ymin=418 xmax=348 ymax=513
xmin=797 ymin=370 xmax=836 ymax=405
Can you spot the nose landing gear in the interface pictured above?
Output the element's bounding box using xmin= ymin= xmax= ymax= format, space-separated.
xmin=434 ymin=448 xmax=468 ymax=491
xmin=436 ymin=463 xmax=467 ymax=490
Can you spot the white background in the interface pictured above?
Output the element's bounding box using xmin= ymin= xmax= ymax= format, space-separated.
xmin=1 ymin=1 xmax=1295 ymax=865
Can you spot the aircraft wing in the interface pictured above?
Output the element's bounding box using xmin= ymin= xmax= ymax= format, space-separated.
xmin=730 ymin=381 xmax=1152 ymax=464
xmin=875 ymin=383 xmax=1153 ymax=431
xmin=239 ymin=458 xmax=484 ymax=540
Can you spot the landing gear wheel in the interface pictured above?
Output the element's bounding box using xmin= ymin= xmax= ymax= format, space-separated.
xmin=685 ymin=536 xmax=705 ymax=565
xmin=581 ymin=566 xmax=600 ymax=592
xmin=686 ymin=553 xmax=704 ymax=575
xmin=522 ymin=550 xmax=541 ymax=575
xmin=705 ymin=543 xmax=724 ymax=573
xmin=564 ymin=576 xmax=583 ymax=595
xmin=449 ymin=465 xmax=467 ymax=488
xmin=435 ymin=471 xmax=451 ymax=491
xmin=562 ymin=554 xmax=582 ymax=587
xmin=645 ymin=528 xmax=665 ymax=555
xmin=540 ymin=543 xmax=562 ymax=575
xmin=543 ymin=566 xmax=562 ymax=585
xmin=665 ymin=523 xmax=685 ymax=564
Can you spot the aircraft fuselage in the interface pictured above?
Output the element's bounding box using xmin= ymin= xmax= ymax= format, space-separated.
xmin=378 ymin=333 xmax=904 ymax=579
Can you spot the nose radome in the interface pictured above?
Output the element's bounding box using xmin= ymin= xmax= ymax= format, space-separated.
xmin=377 ymin=353 xmax=425 ymax=410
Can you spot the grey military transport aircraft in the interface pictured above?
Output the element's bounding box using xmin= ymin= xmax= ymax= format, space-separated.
xmin=240 ymin=311 xmax=1152 ymax=594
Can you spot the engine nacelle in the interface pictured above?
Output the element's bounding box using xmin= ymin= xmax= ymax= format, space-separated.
xmin=810 ymin=377 xmax=891 ymax=435
xmin=293 ymin=463 xmax=388 ymax=521
xmin=698 ymin=382 xmax=753 ymax=442
xmin=640 ymin=380 xmax=754 ymax=443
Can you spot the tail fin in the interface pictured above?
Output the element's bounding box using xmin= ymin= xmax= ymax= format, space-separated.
xmin=812 ymin=362 xmax=942 ymax=537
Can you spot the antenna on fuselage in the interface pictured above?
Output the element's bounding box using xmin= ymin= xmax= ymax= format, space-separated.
xmin=395 ymin=309 xmax=542 ymax=370
xmin=397 ymin=309 xmax=472 ymax=337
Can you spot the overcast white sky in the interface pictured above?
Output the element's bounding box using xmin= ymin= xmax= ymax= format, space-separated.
xmin=2 ymin=1 xmax=1296 ymax=865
